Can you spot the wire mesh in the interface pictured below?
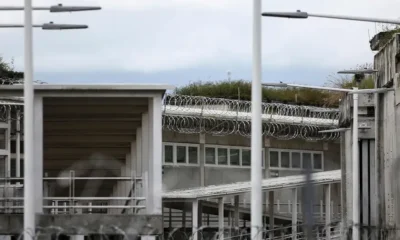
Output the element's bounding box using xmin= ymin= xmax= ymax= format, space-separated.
xmin=163 ymin=95 xmax=341 ymax=141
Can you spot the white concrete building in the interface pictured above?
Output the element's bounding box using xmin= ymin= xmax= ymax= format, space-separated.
xmin=0 ymin=84 xmax=342 ymax=239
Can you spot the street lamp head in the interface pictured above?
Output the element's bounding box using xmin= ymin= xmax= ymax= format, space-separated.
xmin=262 ymin=82 xmax=288 ymax=88
xmin=262 ymin=10 xmax=308 ymax=19
xmin=338 ymin=68 xmax=378 ymax=83
xmin=50 ymin=4 xmax=102 ymax=12
xmin=42 ymin=22 xmax=88 ymax=30
xmin=337 ymin=69 xmax=378 ymax=75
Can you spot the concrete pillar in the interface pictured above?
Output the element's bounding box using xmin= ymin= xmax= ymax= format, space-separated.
xmin=6 ymin=109 xmax=10 ymax=179
xmin=34 ymin=96 xmax=43 ymax=213
xmin=0 ymin=236 xmax=11 ymax=240
xmin=182 ymin=207 xmax=186 ymax=231
xmin=218 ymin=197 xmax=224 ymax=239
xmin=136 ymin=128 xmax=142 ymax=213
xmin=199 ymin=133 xmax=205 ymax=187
xmin=16 ymin=109 xmax=21 ymax=178
xmin=291 ymin=188 xmax=297 ymax=240
xmin=192 ymin=199 xmax=199 ymax=240
xmin=141 ymin=236 xmax=156 ymax=240
xmin=142 ymin=111 xmax=150 ymax=212
xmin=136 ymin=129 xmax=142 ymax=177
xmin=269 ymin=191 xmax=275 ymax=238
xmin=70 ymin=235 xmax=84 ymax=240
xmin=118 ymin=164 xmax=125 ymax=212
xmin=124 ymin=153 xmax=131 ymax=213
xmin=130 ymin=141 xmax=137 ymax=213
xmin=325 ymin=184 xmax=331 ymax=240
xmin=234 ymin=195 xmax=239 ymax=237
xmin=168 ymin=207 xmax=172 ymax=230
xmin=198 ymin=201 xmax=203 ymax=228
xmin=148 ymin=96 xmax=162 ymax=215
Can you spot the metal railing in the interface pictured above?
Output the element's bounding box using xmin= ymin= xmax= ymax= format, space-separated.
xmin=0 ymin=171 xmax=147 ymax=214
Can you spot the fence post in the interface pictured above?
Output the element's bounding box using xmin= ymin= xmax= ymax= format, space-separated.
xmin=324 ymin=184 xmax=331 ymax=240
xmin=291 ymin=188 xmax=298 ymax=240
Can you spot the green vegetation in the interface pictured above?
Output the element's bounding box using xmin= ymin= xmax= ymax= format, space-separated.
xmin=175 ymin=75 xmax=374 ymax=108
xmin=0 ymin=57 xmax=23 ymax=84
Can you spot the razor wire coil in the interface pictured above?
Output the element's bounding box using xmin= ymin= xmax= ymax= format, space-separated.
xmin=163 ymin=95 xmax=341 ymax=141
xmin=0 ymin=93 xmax=341 ymax=141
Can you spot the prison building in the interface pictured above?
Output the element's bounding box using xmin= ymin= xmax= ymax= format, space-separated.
xmin=0 ymin=84 xmax=341 ymax=239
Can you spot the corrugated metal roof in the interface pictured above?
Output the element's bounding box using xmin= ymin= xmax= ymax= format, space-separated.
xmin=163 ymin=170 xmax=341 ymax=200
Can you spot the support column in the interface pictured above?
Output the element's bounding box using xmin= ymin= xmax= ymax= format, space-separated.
xmin=199 ymin=133 xmax=205 ymax=187
xmin=268 ymin=191 xmax=275 ymax=238
xmin=234 ymin=195 xmax=239 ymax=238
xmin=6 ymin=109 xmax=10 ymax=179
xmin=70 ymin=236 xmax=84 ymax=240
xmin=33 ymin=96 xmax=43 ymax=213
xmin=291 ymin=188 xmax=297 ymax=240
xmin=136 ymin=129 xmax=142 ymax=178
xmin=16 ymin=109 xmax=21 ymax=179
xmin=192 ymin=199 xmax=199 ymax=240
xmin=148 ymin=95 xmax=163 ymax=215
xmin=141 ymin=113 xmax=150 ymax=212
xmin=124 ymin=153 xmax=132 ymax=213
xmin=218 ymin=197 xmax=224 ymax=239
xmin=325 ymin=184 xmax=331 ymax=240
xmin=182 ymin=207 xmax=186 ymax=231
xmin=129 ymin=140 xmax=142 ymax=213
xmin=198 ymin=201 xmax=203 ymax=228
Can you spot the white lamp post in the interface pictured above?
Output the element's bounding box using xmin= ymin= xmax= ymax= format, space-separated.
xmin=1 ymin=1 xmax=102 ymax=239
xmin=251 ymin=1 xmax=263 ymax=240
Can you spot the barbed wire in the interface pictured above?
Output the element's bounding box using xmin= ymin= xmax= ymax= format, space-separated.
xmin=163 ymin=95 xmax=341 ymax=141
xmin=0 ymin=79 xmax=46 ymax=122
xmin=0 ymin=93 xmax=341 ymax=141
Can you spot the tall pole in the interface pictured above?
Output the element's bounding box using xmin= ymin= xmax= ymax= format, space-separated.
xmin=24 ymin=0 xmax=35 ymax=239
xmin=251 ymin=0 xmax=262 ymax=240
xmin=352 ymin=87 xmax=360 ymax=240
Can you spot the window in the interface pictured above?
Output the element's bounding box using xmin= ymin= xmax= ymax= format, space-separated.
xmin=176 ymin=146 xmax=186 ymax=163
xmin=164 ymin=145 xmax=173 ymax=163
xmin=230 ymin=149 xmax=240 ymax=166
xmin=206 ymin=147 xmax=216 ymax=164
xmin=163 ymin=143 xmax=199 ymax=165
xmin=11 ymin=141 xmax=24 ymax=154
xmin=291 ymin=152 xmax=301 ymax=168
xmin=313 ymin=153 xmax=323 ymax=170
xmin=218 ymin=148 xmax=228 ymax=165
xmin=164 ymin=143 xmax=266 ymax=168
xmin=242 ymin=149 xmax=251 ymax=166
xmin=280 ymin=152 xmax=290 ymax=168
xmin=302 ymin=153 xmax=312 ymax=169
xmin=270 ymin=151 xmax=279 ymax=167
xmin=10 ymin=158 xmax=23 ymax=178
xmin=188 ymin=147 xmax=198 ymax=164
xmin=269 ymin=149 xmax=323 ymax=171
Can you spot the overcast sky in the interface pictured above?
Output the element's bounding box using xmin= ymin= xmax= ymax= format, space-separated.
xmin=1 ymin=0 xmax=399 ymax=87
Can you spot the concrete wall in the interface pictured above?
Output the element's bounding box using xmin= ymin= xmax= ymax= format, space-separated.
xmin=374 ymin=33 xmax=400 ymax=231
